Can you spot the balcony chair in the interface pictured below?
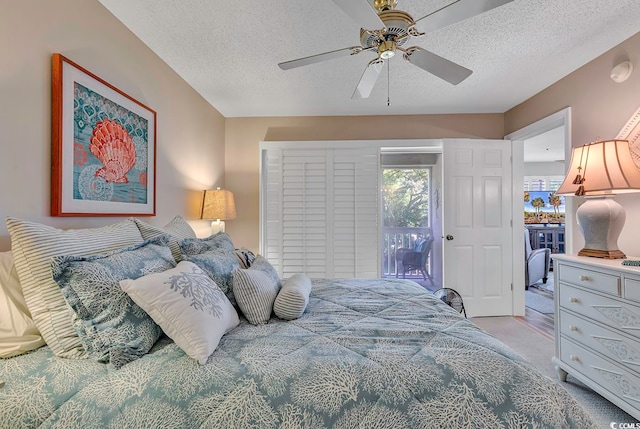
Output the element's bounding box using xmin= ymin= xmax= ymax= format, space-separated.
xmin=525 ymin=229 xmax=550 ymax=290
xmin=395 ymin=235 xmax=435 ymax=285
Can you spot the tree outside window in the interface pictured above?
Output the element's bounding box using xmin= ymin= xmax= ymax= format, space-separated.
xmin=382 ymin=169 xmax=430 ymax=227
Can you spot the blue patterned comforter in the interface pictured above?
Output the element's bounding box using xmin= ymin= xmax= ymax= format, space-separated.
xmin=0 ymin=278 xmax=594 ymax=428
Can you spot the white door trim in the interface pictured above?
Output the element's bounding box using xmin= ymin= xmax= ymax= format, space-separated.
xmin=505 ymin=107 xmax=572 ymax=316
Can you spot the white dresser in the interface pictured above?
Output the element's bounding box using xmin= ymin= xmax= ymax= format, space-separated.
xmin=553 ymin=254 xmax=640 ymax=419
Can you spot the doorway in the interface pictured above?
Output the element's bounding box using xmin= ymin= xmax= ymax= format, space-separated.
xmin=505 ymin=106 xmax=572 ymax=326
xmin=522 ymin=127 xmax=565 ymax=324
xmin=379 ymin=152 xmax=442 ymax=291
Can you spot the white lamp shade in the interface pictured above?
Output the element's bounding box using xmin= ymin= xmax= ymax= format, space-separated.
xmin=201 ymin=189 xmax=236 ymax=220
xmin=556 ymin=139 xmax=640 ymax=196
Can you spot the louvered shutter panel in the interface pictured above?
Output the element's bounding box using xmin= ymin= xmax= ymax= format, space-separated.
xmin=262 ymin=145 xmax=379 ymax=279
xmin=282 ymin=149 xmax=328 ymax=278
xmin=331 ymin=148 xmax=378 ymax=277
xmin=264 ymin=149 xmax=284 ymax=275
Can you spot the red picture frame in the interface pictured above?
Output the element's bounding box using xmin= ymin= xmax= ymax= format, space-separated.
xmin=51 ymin=53 xmax=156 ymax=216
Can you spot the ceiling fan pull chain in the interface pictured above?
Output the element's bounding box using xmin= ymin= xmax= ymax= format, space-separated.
xmin=387 ymin=59 xmax=391 ymax=107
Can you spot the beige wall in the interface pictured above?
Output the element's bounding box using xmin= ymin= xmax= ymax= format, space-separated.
xmin=0 ymin=0 xmax=225 ymax=250
xmin=505 ymin=32 xmax=640 ymax=255
xmin=225 ymin=114 xmax=504 ymax=250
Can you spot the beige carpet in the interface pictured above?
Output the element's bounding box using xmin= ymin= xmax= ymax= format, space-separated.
xmin=472 ymin=316 xmax=638 ymax=427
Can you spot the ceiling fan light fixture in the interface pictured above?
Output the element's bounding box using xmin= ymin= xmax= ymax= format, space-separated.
xmin=374 ymin=0 xmax=398 ymax=12
xmin=378 ymin=40 xmax=396 ymax=59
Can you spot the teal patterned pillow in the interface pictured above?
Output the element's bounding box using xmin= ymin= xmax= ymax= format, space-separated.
xmin=179 ymin=232 xmax=235 ymax=256
xmin=51 ymin=236 xmax=176 ymax=369
xmin=182 ymin=250 xmax=240 ymax=304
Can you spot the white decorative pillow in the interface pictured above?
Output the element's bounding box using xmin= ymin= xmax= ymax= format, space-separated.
xmin=5 ymin=217 xmax=144 ymax=358
xmin=120 ymin=261 xmax=239 ymax=364
xmin=0 ymin=251 xmax=45 ymax=357
xmin=274 ymin=273 xmax=312 ymax=320
xmin=132 ymin=216 xmax=196 ymax=262
xmin=233 ymin=260 xmax=280 ymax=325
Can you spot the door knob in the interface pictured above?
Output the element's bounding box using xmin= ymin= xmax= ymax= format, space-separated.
xmin=446 ymin=235 xmax=454 ymax=241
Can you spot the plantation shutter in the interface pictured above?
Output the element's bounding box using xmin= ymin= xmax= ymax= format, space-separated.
xmin=262 ymin=144 xmax=379 ymax=279
xmin=332 ymin=148 xmax=378 ymax=278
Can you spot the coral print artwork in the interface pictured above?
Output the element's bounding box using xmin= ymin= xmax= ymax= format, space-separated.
xmin=52 ymin=54 xmax=156 ymax=216
xmin=73 ymin=84 xmax=147 ymax=203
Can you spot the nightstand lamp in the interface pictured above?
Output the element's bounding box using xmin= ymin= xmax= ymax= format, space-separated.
xmin=201 ymin=188 xmax=236 ymax=234
xmin=556 ymin=139 xmax=640 ymax=259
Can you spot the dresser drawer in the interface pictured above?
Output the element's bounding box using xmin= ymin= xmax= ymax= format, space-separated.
xmin=625 ymin=275 xmax=640 ymax=304
xmin=559 ymin=310 xmax=640 ymax=373
xmin=560 ymin=338 xmax=640 ymax=412
xmin=559 ymin=283 xmax=640 ymax=335
xmin=558 ymin=263 xmax=620 ymax=296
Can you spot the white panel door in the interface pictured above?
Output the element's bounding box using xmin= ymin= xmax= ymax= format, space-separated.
xmin=443 ymin=139 xmax=513 ymax=317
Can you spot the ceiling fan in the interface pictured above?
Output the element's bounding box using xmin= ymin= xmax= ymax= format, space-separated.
xmin=278 ymin=0 xmax=514 ymax=99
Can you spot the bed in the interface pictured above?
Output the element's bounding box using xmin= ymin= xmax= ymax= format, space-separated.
xmin=1 ymin=277 xmax=595 ymax=428
xmin=1 ymin=216 xmax=596 ymax=428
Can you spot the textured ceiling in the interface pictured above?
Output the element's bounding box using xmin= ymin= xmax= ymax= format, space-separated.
xmin=98 ymin=0 xmax=640 ymax=118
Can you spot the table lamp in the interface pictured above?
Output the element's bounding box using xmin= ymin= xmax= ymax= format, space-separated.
xmin=201 ymin=188 xmax=236 ymax=234
xmin=555 ymin=139 xmax=640 ymax=259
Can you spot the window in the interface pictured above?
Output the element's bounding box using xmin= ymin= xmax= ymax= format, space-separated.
xmin=523 ymin=175 xmax=564 ymax=192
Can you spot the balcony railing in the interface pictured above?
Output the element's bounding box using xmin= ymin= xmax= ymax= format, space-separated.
xmin=382 ymin=226 xmax=431 ymax=277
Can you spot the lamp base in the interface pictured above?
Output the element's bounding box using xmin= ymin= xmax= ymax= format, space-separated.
xmin=210 ymin=219 xmax=226 ymax=234
xmin=577 ymin=248 xmax=626 ymax=259
xmin=576 ymin=196 xmax=626 ymax=259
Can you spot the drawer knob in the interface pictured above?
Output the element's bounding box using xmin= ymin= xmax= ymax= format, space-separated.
xmin=569 ymin=297 xmax=579 ymax=303
xmin=570 ymin=355 xmax=579 ymax=362
xmin=579 ymin=275 xmax=589 ymax=281
xmin=569 ymin=325 xmax=578 ymax=331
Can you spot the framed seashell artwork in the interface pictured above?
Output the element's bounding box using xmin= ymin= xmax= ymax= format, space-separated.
xmin=51 ymin=54 xmax=156 ymax=216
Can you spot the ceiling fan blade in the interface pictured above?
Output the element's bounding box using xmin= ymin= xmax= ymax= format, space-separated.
xmin=405 ymin=47 xmax=472 ymax=85
xmin=414 ymin=0 xmax=513 ymax=34
xmin=278 ymin=47 xmax=361 ymax=70
xmin=352 ymin=59 xmax=385 ymax=99
xmin=331 ymin=0 xmax=385 ymax=30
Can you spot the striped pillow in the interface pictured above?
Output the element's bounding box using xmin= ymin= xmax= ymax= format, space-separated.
xmin=232 ymin=257 xmax=281 ymax=325
xmin=132 ymin=216 xmax=196 ymax=262
xmin=5 ymin=217 xmax=144 ymax=358
xmin=248 ymin=255 xmax=281 ymax=288
xmin=274 ymin=273 xmax=312 ymax=320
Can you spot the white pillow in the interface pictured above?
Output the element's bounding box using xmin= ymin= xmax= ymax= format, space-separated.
xmin=120 ymin=261 xmax=239 ymax=364
xmin=0 ymin=251 xmax=45 ymax=357
xmin=274 ymin=273 xmax=312 ymax=320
